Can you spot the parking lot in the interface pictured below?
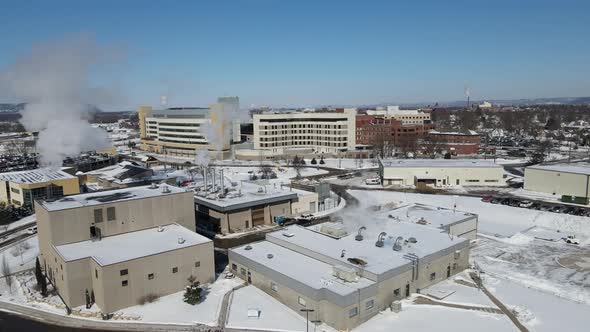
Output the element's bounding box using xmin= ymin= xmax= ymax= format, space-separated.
xmin=481 ymin=195 xmax=590 ymax=217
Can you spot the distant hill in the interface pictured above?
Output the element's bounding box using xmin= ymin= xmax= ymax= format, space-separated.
xmin=0 ymin=103 xmax=26 ymax=113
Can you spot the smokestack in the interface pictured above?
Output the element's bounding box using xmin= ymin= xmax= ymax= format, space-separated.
xmin=212 ymin=167 xmax=216 ymax=191
xmin=204 ymin=167 xmax=208 ymax=192
xmin=221 ymin=169 xmax=225 ymax=194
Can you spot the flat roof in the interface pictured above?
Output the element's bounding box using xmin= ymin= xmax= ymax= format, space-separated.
xmin=379 ymin=159 xmax=501 ymax=168
xmin=526 ymin=164 xmax=590 ymax=176
xmin=194 ymin=183 xmax=298 ymax=212
xmin=232 ymin=240 xmax=375 ymax=296
xmin=266 ymin=222 xmax=468 ymax=276
xmin=54 ymin=223 xmax=211 ymax=266
xmin=40 ymin=184 xmax=187 ymax=211
xmin=0 ymin=168 xmax=75 ymax=184
xmin=386 ymin=204 xmax=476 ymax=228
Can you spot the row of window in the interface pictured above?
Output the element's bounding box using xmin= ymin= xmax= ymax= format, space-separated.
xmin=260 ymin=136 xmax=348 ymax=142
xmin=260 ymin=124 xmax=346 ymax=129
xmin=260 ymin=142 xmax=348 ymax=148
xmin=94 ymin=262 xmax=201 ymax=286
xmin=93 ymin=207 xmax=116 ymax=223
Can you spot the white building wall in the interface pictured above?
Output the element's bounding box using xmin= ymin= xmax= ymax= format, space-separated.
xmin=381 ymin=166 xmax=505 ymax=187
xmin=524 ymin=168 xmax=589 ymax=199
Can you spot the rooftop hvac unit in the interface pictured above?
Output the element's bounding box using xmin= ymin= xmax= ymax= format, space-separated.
xmin=157 ymin=226 xmax=165 ymax=232
xmin=332 ymin=265 xmax=359 ymax=282
xmin=390 ymin=300 xmax=402 ymax=313
xmin=319 ymin=222 xmax=349 ymax=238
xmin=161 ymin=185 xmax=170 ymax=193
xmin=177 ymin=237 xmax=185 ymax=244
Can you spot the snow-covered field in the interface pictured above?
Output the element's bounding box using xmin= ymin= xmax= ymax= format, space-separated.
xmin=117 ymin=275 xmax=244 ymax=325
xmin=354 ymin=299 xmax=514 ymax=332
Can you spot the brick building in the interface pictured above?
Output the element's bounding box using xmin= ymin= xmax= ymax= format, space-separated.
xmin=355 ymin=114 xmax=435 ymax=147
xmin=426 ymin=130 xmax=481 ymax=155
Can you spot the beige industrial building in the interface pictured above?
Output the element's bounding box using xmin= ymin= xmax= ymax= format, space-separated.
xmin=0 ymin=169 xmax=80 ymax=207
xmin=194 ymin=181 xmax=310 ymax=235
xmin=378 ymin=159 xmax=505 ymax=187
xmin=229 ymin=215 xmax=472 ymax=330
xmin=524 ymin=164 xmax=590 ymax=203
xmin=252 ymin=109 xmax=356 ymax=156
xmin=366 ymin=106 xmax=432 ymax=125
xmin=138 ymin=96 xmax=240 ymax=158
xmin=35 ymin=185 xmax=214 ymax=313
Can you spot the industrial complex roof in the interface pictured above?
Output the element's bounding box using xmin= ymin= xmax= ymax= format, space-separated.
xmin=267 ymin=221 xmax=468 ymax=277
xmin=526 ymin=164 xmax=590 ymax=176
xmin=0 ymin=168 xmax=76 ymax=184
xmin=54 ymin=223 xmax=210 ymax=266
xmin=194 ymin=182 xmax=298 ymax=212
xmin=386 ymin=204 xmax=476 ymax=229
xmin=40 ymin=184 xmax=187 ymax=211
xmin=379 ymin=159 xmax=502 ymax=168
xmin=231 ymin=240 xmax=375 ymax=296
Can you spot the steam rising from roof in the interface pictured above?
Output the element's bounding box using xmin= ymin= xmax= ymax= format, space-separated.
xmin=0 ymin=35 xmax=124 ymax=167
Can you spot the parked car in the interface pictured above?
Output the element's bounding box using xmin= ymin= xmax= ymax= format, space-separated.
xmin=539 ymin=205 xmax=552 ymax=211
xmin=519 ymin=200 xmax=533 ymax=208
xmin=365 ymin=178 xmax=381 ymax=185
xmin=562 ymin=235 xmax=580 ymax=245
xmin=550 ymin=206 xmax=562 ymax=213
xmin=530 ymin=202 xmax=541 ymax=210
xmin=26 ymin=226 xmax=38 ymax=235
xmin=490 ymin=197 xmax=501 ymax=204
xmin=481 ymin=195 xmax=494 ymax=203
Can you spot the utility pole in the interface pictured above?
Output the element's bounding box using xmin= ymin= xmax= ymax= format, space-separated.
xmin=300 ymin=308 xmax=315 ymax=332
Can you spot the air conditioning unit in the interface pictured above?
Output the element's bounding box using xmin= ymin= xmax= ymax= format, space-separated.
xmin=332 ymin=265 xmax=359 ymax=282
xmin=390 ymin=300 xmax=402 ymax=313
xmin=454 ymin=250 xmax=461 ymax=259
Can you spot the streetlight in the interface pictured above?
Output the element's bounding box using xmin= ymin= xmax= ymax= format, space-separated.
xmin=300 ymin=308 xmax=315 ymax=332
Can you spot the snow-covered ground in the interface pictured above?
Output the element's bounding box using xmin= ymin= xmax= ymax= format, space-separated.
xmin=0 ymin=236 xmax=39 ymax=275
xmin=117 ymin=275 xmax=244 ymax=325
xmin=421 ymin=272 xmax=496 ymax=308
xmin=2 ymin=214 xmax=36 ymax=232
xmin=484 ymin=275 xmax=589 ymax=332
xmin=226 ymin=285 xmax=334 ymax=332
xmin=348 ymin=190 xmax=590 ymax=238
xmin=353 ymin=298 xmax=514 ymax=332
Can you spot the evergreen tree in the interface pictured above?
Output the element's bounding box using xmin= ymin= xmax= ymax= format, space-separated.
xmin=311 ymin=157 xmax=317 ymax=165
xmin=183 ymin=275 xmax=202 ymax=305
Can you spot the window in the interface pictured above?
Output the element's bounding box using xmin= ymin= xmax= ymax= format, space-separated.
xmin=148 ymin=273 xmax=154 ymax=280
xmin=298 ymin=296 xmax=306 ymax=306
xmin=466 ymin=179 xmax=480 ymax=183
xmin=271 ymin=282 xmax=278 ymax=292
xmin=95 ymin=269 xmax=98 ymax=279
xmin=172 ymin=267 xmax=178 ymax=273
xmin=122 ymin=280 xmax=128 ymax=287
xmin=240 ymin=268 xmax=246 ymax=275
xmin=120 ymin=269 xmax=128 ymax=276
xmin=484 ymin=179 xmax=499 ymax=183
xmin=393 ymin=288 xmax=400 ymax=297
xmin=430 ymin=272 xmax=436 ymax=281
xmin=231 ymin=263 xmax=237 ymax=271
xmin=365 ymin=299 xmax=374 ymax=310
xmin=195 ymin=261 xmax=200 ymax=268
xmin=107 ymin=207 xmax=116 ymax=221
xmin=10 ymin=187 xmax=19 ymax=194
xmin=93 ymin=209 xmax=103 ymax=223
xmin=349 ymin=307 xmax=358 ymax=317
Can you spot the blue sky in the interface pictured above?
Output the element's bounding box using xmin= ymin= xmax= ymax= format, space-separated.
xmin=0 ymin=0 xmax=589 ymax=109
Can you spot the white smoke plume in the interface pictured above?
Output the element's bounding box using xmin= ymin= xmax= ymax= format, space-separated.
xmin=201 ymin=97 xmax=249 ymax=152
xmin=195 ymin=149 xmax=211 ymax=167
xmin=0 ymin=35 xmax=123 ymax=168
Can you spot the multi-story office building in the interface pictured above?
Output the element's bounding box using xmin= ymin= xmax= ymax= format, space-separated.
xmin=138 ymin=97 xmax=240 ymax=158
xmin=355 ymin=114 xmax=435 ymax=149
xmin=366 ymin=106 xmax=432 ymax=125
xmin=36 ymin=184 xmax=214 ymax=313
xmin=0 ymin=169 xmax=80 ymax=207
xmin=252 ymin=109 xmax=356 ymax=156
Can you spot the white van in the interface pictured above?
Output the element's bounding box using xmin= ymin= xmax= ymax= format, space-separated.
xmin=365 ymin=178 xmax=381 ymax=185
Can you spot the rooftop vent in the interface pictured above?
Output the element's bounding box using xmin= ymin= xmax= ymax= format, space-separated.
xmin=149 ymin=182 xmax=158 ymax=189
xmin=244 ymin=245 xmax=253 ymax=250
xmin=417 ymin=217 xmax=428 ymax=225
xmin=282 ymin=232 xmax=294 ymax=238
xmin=393 ymin=236 xmax=404 ymax=251
xmin=267 ymin=254 xmax=274 ymax=259
xmin=157 ymin=226 xmax=164 ymax=232
xmin=408 ymin=237 xmax=417 ymax=243
xmin=355 ymin=226 xmax=367 ymax=241
xmin=375 ymin=232 xmax=387 ymax=247
xmin=161 ymin=185 xmax=170 ymax=193
xmin=177 ymin=237 xmax=185 ymax=244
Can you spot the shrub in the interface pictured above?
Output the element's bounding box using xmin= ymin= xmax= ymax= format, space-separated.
xmin=311 ymin=158 xmax=317 ymax=165
xmin=183 ymin=276 xmax=203 ymax=305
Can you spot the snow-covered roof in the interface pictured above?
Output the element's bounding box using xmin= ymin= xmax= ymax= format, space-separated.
xmin=0 ymin=168 xmax=76 ymax=184
xmin=386 ymin=204 xmax=476 ymax=228
xmin=54 ymin=223 xmax=210 ymax=266
xmin=429 ymin=130 xmax=479 ymax=136
xmin=39 ymin=184 xmax=187 ymax=211
xmin=526 ymin=164 xmax=590 ymax=176
xmin=264 ymin=223 xmax=468 ymax=276
xmin=379 ymin=159 xmax=501 ymax=168
xmin=194 ymin=182 xmax=298 ymax=212
xmin=232 ymin=240 xmax=375 ymax=296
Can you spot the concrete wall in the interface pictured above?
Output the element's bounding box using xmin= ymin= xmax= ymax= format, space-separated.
xmin=447 ymin=217 xmax=478 ymax=240
xmin=199 ymin=200 xmax=293 ymax=234
xmin=291 ymin=192 xmax=318 ymax=215
xmin=381 ymin=166 xmax=505 ymax=187
xmin=524 ymin=168 xmax=589 ymax=199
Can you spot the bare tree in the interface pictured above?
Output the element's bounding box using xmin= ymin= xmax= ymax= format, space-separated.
xmin=530 ymin=140 xmax=553 ymax=164
xmin=398 ymin=135 xmax=419 ymax=158
xmin=422 ymin=133 xmax=445 ymax=158
xmin=2 ymin=256 xmax=12 ymax=293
